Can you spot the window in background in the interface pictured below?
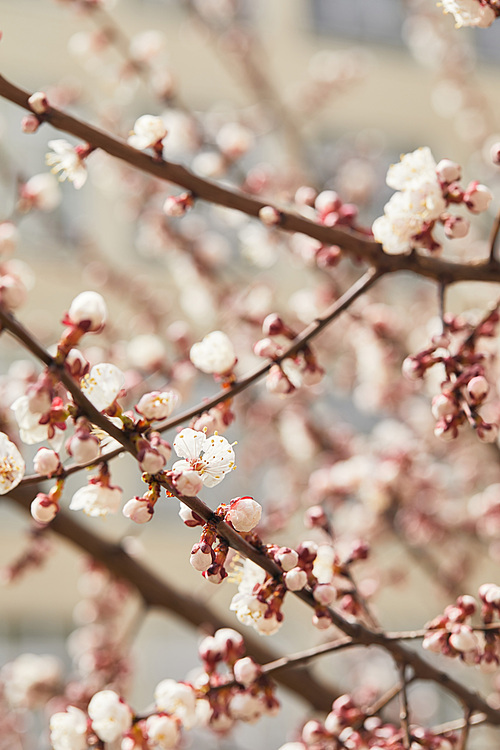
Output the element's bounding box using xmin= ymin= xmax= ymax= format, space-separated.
xmin=309 ymin=0 xmax=405 ymax=45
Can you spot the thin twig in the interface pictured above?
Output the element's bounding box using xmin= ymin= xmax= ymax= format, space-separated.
xmin=458 ymin=708 xmax=473 ymax=750
xmin=488 ymin=206 xmax=500 ymax=263
xmin=398 ymin=662 xmax=412 ymax=749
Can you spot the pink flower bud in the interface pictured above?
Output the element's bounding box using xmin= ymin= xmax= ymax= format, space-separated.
xmin=431 ymin=393 xmax=456 ymax=420
xmin=136 ymin=390 xmax=179 ymax=421
xmin=123 ymin=497 xmax=154 ymax=523
xmin=34 ymin=448 xmax=60 ymax=477
xmin=294 ymin=185 xmax=317 ymax=207
xmin=253 ymin=338 xmax=282 ymax=358
xmin=402 ymin=356 xmax=421 ymax=380
xmin=315 ymin=190 xmax=341 ymax=215
xmin=22 ymin=115 xmax=40 ymax=133
xmin=163 ymin=192 xmax=194 ymax=217
xmin=302 ymin=720 xmax=325 ymax=744
xmin=313 ymin=583 xmax=337 ymax=605
xmin=178 ymin=502 xmax=203 ymax=527
xmin=0 ymin=274 xmax=27 ymax=310
xmin=464 ymin=182 xmax=493 ymax=214
xmin=190 ymin=542 xmax=214 ymax=571
xmin=312 ymin=611 xmax=332 ymax=630
xmin=266 ymin=364 xmax=295 ymax=395
xmin=436 ymin=159 xmax=461 ymax=184
xmin=457 ymin=595 xmax=477 ymax=616
xmin=150 ymin=432 xmax=172 ymax=462
xmin=225 ymin=496 xmax=262 ymax=532
xmin=490 ymin=142 xmax=500 ymax=166
xmin=479 ymin=583 xmax=500 ymax=605
xmin=284 ymin=567 xmax=308 ymax=591
xmin=172 ymin=469 xmax=204 ymax=497
xmin=297 ymin=540 xmax=318 ymax=563
xmin=67 ymin=291 xmax=107 ymax=332
xmin=449 ymin=625 xmax=478 ymax=653
xmin=422 ymin=630 xmax=447 ymax=653
xmin=139 ymin=449 xmax=166 ymax=474
xmin=467 ymin=375 xmax=489 ymax=403
xmin=443 ymin=215 xmax=470 ymax=239
xmin=67 ymin=432 xmax=100 ymax=464
xmin=274 ymin=547 xmax=299 ymax=572
xmin=233 ymin=657 xmax=261 ymax=686
xmin=262 ymin=314 xmax=286 ymax=336
xmin=0 ymin=222 xmax=18 ymax=257
xmin=259 ymin=206 xmax=281 ymax=226
xmin=28 ymin=92 xmax=49 ymax=115
xmin=65 ymin=348 xmax=90 ymax=378
xmin=31 ymin=493 xmax=58 ymax=524
xmin=216 ymin=122 xmax=254 ymax=159
xmin=477 ymin=421 xmax=498 ymax=443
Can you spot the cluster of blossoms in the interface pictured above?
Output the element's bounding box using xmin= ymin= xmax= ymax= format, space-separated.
xmin=229 ymin=538 xmax=369 ymax=636
xmin=403 ymin=306 xmax=499 ymax=442
xmin=185 ymin=496 xmax=262 ymax=584
xmin=49 ymin=628 xmax=276 ymax=749
xmin=441 ymin=0 xmax=500 ymax=28
xmin=278 ymin=694 xmax=457 ymax=750
xmin=372 ymin=147 xmax=492 ymax=255
xmin=423 ymin=585 xmax=500 ymax=671
xmin=254 ymin=313 xmax=324 ymax=394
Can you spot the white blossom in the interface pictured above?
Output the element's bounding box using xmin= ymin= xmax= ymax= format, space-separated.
xmin=229 ymin=692 xmax=265 ymax=723
xmin=190 ymin=330 xmax=236 ymax=375
xmin=46 ymin=140 xmax=87 ymax=189
xmin=80 ymin=363 xmax=125 ymax=411
xmin=0 ymin=432 xmax=25 ymax=493
xmin=154 ymin=679 xmax=197 ymax=729
xmin=87 ymin=689 xmax=132 ymax=743
xmin=136 ymin=390 xmax=179 ymax=420
xmin=441 ymin=0 xmax=496 ymax=27
xmin=22 ymin=173 xmax=62 ymax=211
xmin=49 ymin=706 xmax=88 ymax=750
xmin=68 ymin=291 xmax=107 ymax=331
xmin=128 ymin=114 xmax=167 ymax=150
xmin=372 ymin=147 xmax=446 ymax=255
xmin=70 ymin=482 xmax=122 ymax=517
xmin=172 ymin=427 xmax=236 ymax=488
xmin=2 ymin=653 xmax=62 ymax=708
xmin=145 ymin=713 xmax=181 ymax=749
xmin=230 ymin=559 xmax=283 ymax=635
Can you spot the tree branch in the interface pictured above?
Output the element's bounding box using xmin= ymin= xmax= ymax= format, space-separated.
xmin=1 ymin=74 xmax=500 ymax=283
xmin=5 ymin=485 xmax=337 ymax=713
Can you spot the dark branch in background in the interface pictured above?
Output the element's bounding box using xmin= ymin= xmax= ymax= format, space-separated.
xmin=0 ymin=74 xmax=500 ymax=283
xmin=5 ymin=485 xmax=336 ymax=713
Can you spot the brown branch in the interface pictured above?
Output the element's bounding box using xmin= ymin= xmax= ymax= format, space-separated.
xmin=1 ymin=74 xmax=500 ymax=284
xmin=5 ymin=484 xmax=336 ymax=713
